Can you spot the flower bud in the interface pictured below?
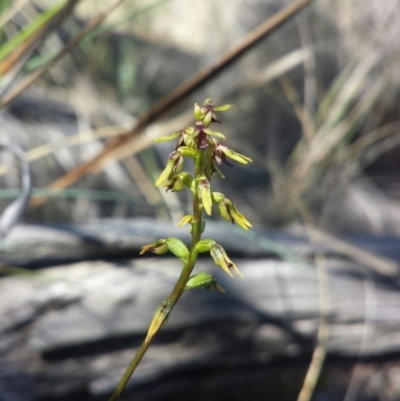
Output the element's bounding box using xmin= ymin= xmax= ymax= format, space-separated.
xmin=184 ymin=273 xmax=226 ymax=293
xmin=218 ymin=144 xmax=252 ymax=164
xmin=166 ymin=237 xmax=189 ymax=262
xmin=194 ymin=239 xmax=216 ymax=254
xmin=153 ymin=130 xmax=182 ymax=143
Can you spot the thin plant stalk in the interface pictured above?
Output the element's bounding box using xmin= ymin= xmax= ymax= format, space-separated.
xmin=108 ymin=99 xmax=252 ymax=400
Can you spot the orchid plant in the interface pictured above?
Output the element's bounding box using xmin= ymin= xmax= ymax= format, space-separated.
xmin=109 ymin=99 xmax=253 ymax=401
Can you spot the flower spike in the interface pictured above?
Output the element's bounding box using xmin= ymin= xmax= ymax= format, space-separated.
xmin=117 ymin=99 xmax=250 ymax=397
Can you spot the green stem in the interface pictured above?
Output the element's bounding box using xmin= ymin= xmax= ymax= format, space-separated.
xmin=108 ymin=151 xmax=204 ymax=401
xmin=169 ymin=149 xmax=204 ymax=303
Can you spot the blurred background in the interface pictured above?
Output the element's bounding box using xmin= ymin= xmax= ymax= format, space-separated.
xmin=1 ymin=0 xmax=399 ymax=233
xmin=1 ymin=0 xmax=400 ymax=400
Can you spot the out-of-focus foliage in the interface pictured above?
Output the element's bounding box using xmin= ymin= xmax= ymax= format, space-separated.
xmin=0 ymin=0 xmax=399 ymax=235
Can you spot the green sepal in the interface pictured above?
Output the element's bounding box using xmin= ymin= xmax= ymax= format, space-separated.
xmin=213 ymin=164 xmax=225 ymax=179
xmin=177 ymin=214 xmax=193 ymax=228
xmin=212 ymin=104 xmax=233 ymax=112
xmin=203 ymin=128 xmax=226 ymax=140
xmin=221 ymin=146 xmax=252 ymax=164
xmin=166 ymin=237 xmax=190 ymax=261
xmin=194 ymin=103 xmax=202 ymax=121
xmin=184 ymin=273 xmax=225 ymax=293
xmin=153 ymin=130 xmax=182 ymax=143
xmin=202 ymin=111 xmax=212 ymax=127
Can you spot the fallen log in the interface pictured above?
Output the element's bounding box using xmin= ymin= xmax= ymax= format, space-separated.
xmin=1 ymin=220 xmax=400 ymax=400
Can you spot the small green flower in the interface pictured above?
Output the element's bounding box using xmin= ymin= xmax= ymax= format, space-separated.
xmin=198 ymin=175 xmax=213 ymax=215
xmin=155 ymin=150 xmax=183 ymax=186
xmin=140 ymin=239 xmax=168 ymax=255
xmin=218 ymin=198 xmax=252 ymax=231
xmin=210 ymin=243 xmax=243 ymax=278
xmin=212 ymin=140 xmax=252 ymax=166
xmin=194 ymin=98 xmax=234 ymax=127
xmin=163 ymin=175 xmax=184 ymax=192
xmin=164 ymin=172 xmax=194 ymax=192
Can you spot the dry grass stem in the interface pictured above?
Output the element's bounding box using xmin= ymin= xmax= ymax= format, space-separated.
xmin=0 ymin=0 xmax=126 ymax=109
